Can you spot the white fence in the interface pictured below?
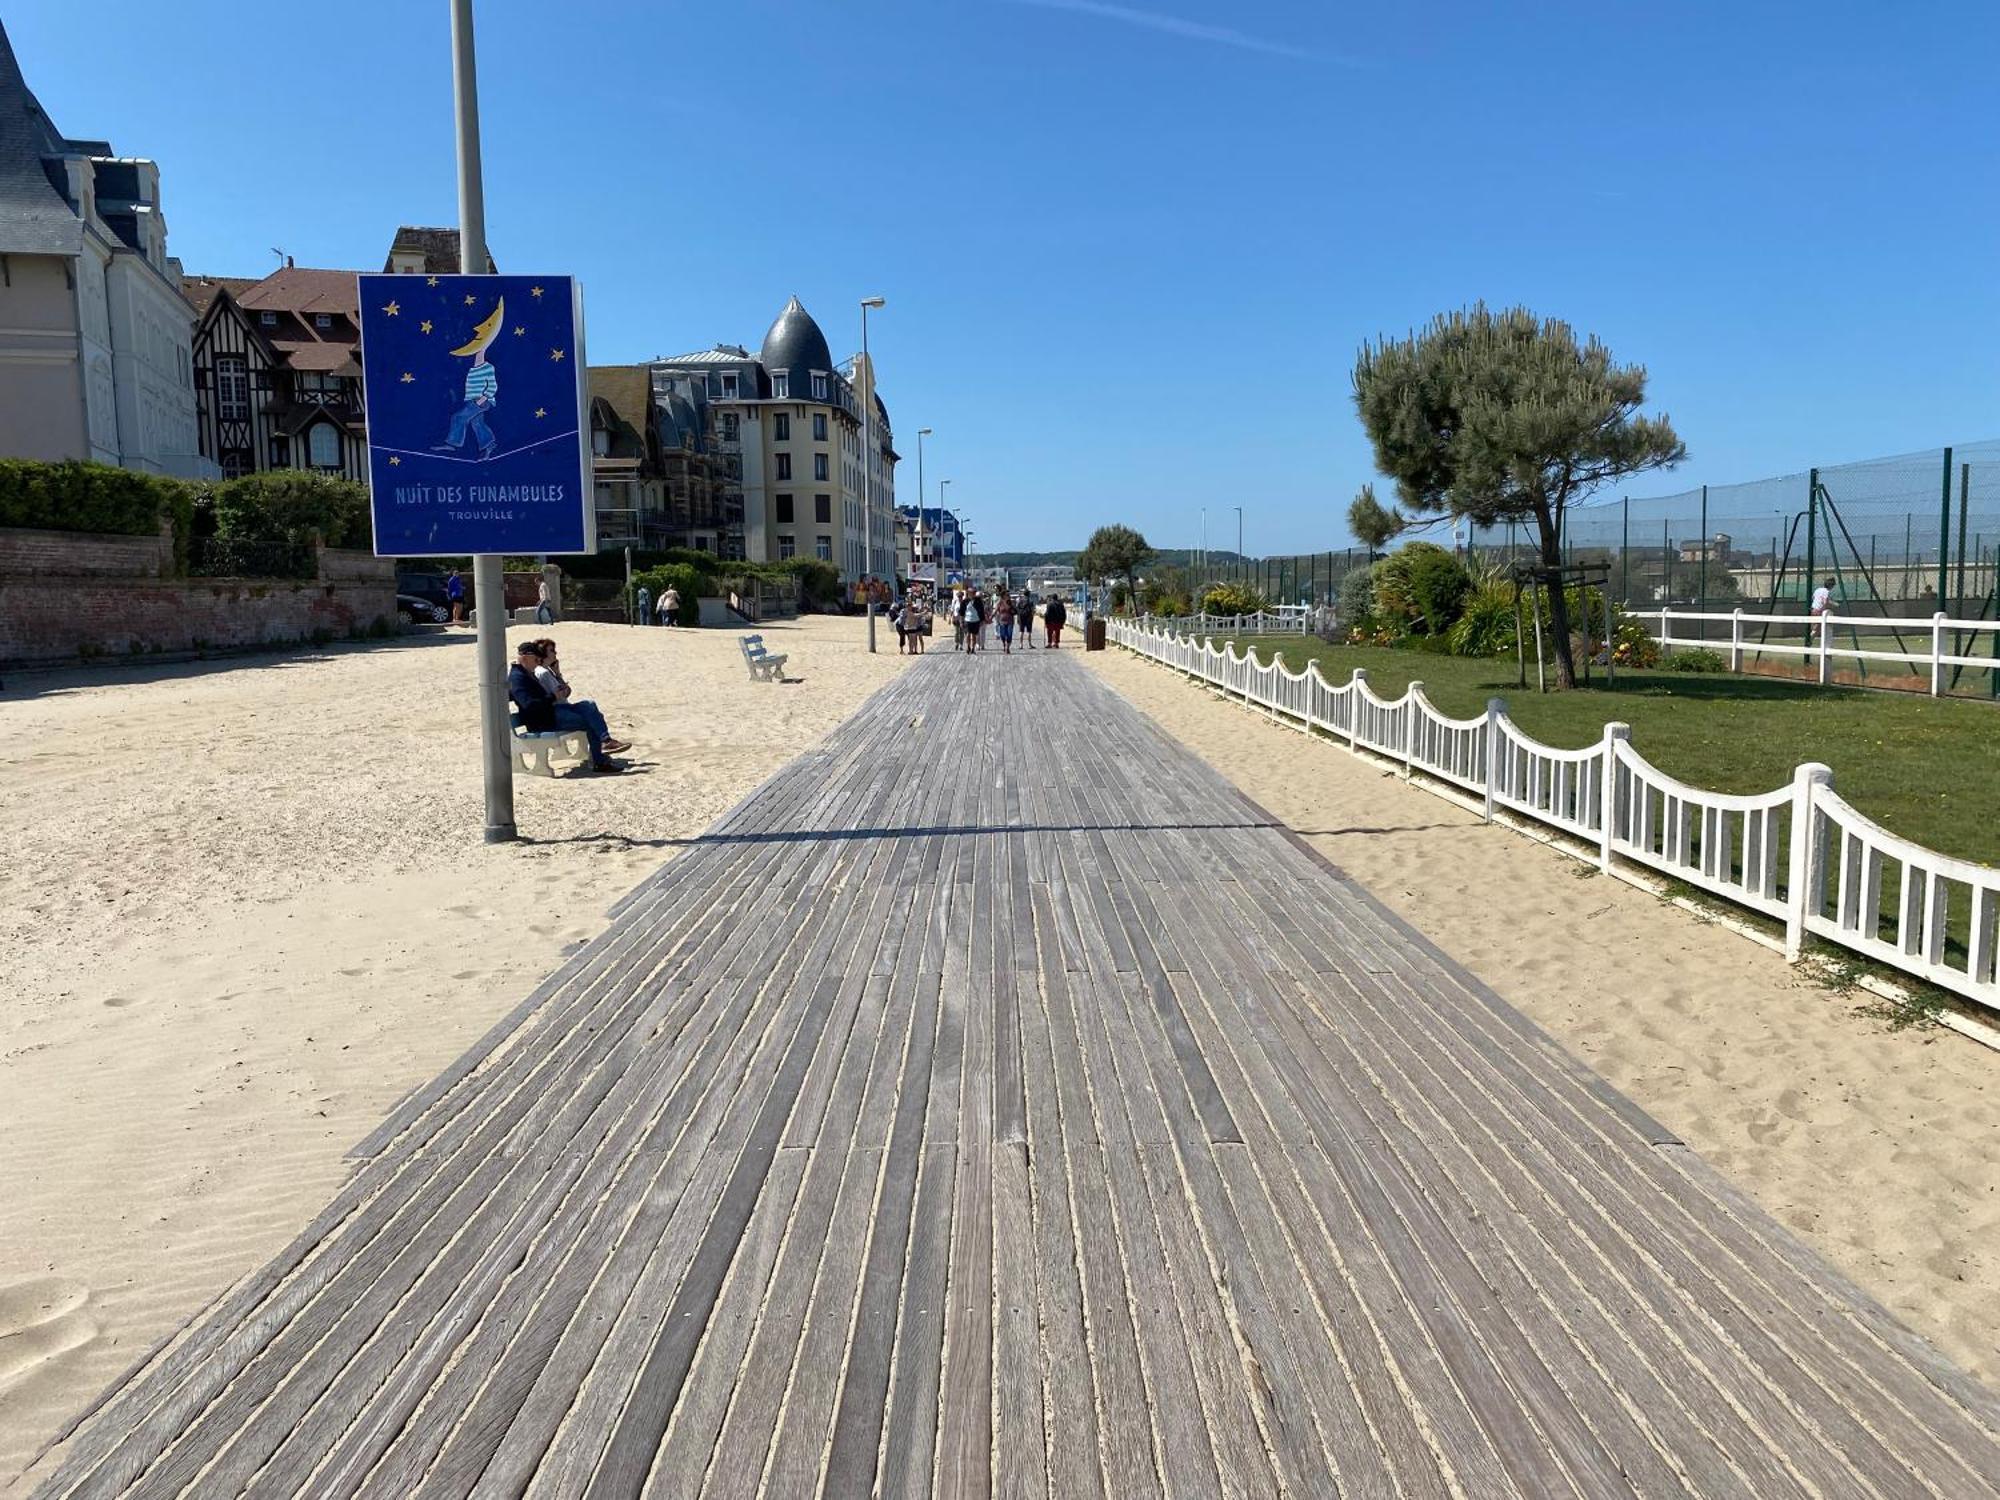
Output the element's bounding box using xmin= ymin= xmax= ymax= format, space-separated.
xmin=1644 ymin=607 xmax=2000 ymax=695
xmin=1110 ymin=616 xmax=2000 ymax=1015
xmin=1147 ymin=608 xmax=1316 ymax=638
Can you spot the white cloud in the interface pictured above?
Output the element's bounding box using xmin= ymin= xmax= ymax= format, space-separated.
xmin=999 ymin=0 xmax=1314 ymax=60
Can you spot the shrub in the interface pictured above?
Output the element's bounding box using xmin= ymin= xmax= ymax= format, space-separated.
xmin=767 ymin=557 xmax=842 ymax=608
xmin=0 ymin=459 xmax=192 ymax=552
xmin=1337 ymin=565 xmax=1376 ymax=627
xmin=630 ymin=564 xmax=705 ymax=625
xmin=1668 ymin=646 xmax=1729 ymax=673
xmin=1610 ymin=616 xmax=1660 ymax=669
xmin=1372 ymin=542 xmax=1471 ymax=636
xmin=1199 ymin=582 xmax=1268 ymax=616
xmin=212 ymin=471 xmax=368 ymax=549
xmin=1447 ymin=576 xmax=1519 ymax=657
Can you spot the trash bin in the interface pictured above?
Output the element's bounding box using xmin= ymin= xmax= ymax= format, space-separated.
xmin=1085 ymin=615 xmax=1107 ymax=652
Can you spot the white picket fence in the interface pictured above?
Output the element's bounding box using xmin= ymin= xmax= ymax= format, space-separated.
xmin=1111 ymin=616 xmax=2000 ymax=1015
xmin=1644 ymin=607 xmax=2000 ymax=695
xmin=1147 ymin=609 xmax=1315 ymax=638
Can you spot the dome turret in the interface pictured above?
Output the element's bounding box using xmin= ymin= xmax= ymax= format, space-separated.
xmin=758 ymin=296 xmax=833 ymax=384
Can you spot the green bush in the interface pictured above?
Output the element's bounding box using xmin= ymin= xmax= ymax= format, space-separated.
xmin=1200 ymin=582 xmax=1268 ymax=616
xmin=1447 ymin=576 xmax=1518 ymax=657
xmin=1337 ymin=565 xmax=1376 ymax=626
xmin=0 ymin=459 xmax=191 ymax=546
xmin=1372 ymin=542 xmax=1471 ymax=636
xmin=766 ymin=557 xmax=842 ymax=608
xmin=1667 ymin=645 xmax=1729 ymax=673
xmin=213 ymin=471 xmax=368 ymax=549
xmin=630 ymin=565 xmax=705 ymax=625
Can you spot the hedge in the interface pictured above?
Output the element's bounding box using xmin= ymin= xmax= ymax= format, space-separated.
xmin=0 ymin=458 xmax=193 ymax=555
xmin=211 ymin=471 xmax=368 ymax=549
xmin=630 ymin=565 xmax=705 ymax=625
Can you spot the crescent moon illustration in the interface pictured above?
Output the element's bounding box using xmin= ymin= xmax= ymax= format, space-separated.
xmin=450 ymin=296 xmax=506 ymax=356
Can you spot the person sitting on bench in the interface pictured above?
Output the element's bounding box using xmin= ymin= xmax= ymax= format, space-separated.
xmin=509 ymin=641 xmax=625 ymax=774
xmin=532 ymin=639 xmax=630 ymax=753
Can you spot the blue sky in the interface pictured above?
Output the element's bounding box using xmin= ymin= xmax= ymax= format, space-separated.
xmin=9 ymin=0 xmax=1997 ymax=554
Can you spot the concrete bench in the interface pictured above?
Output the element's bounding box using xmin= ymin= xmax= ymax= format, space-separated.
xmin=740 ymin=633 xmax=788 ymax=682
xmin=510 ymin=713 xmax=590 ymax=777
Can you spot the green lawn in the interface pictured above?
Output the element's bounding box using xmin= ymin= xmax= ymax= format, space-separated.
xmin=1219 ymin=638 xmax=1999 ymax=869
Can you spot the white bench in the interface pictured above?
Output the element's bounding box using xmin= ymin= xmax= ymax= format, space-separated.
xmin=740 ymin=633 xmax=788 ymax=682
xmin=509 ymin=713 xmax=590 ymax=777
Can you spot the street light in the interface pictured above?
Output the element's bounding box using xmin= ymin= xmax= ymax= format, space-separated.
xmin=938 ymin=479 xmax=954 ymax=577
xmin=860 ymin=295 xmax=886 ymax=652
xmin=916 ymin=427 xmax=932 ymax=588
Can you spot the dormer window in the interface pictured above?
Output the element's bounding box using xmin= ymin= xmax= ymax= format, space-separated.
xmin=259 ymin=312 xmax=277 ymax=327
xmin=720 ymin=370 xmax=739 ymax=399
xmin=811 ymin=372 xmax=829 ymax=402
xmin=314 ymin=314 xmax=332 ymax=331
xmin=770 ymin=371 xmax=789 ymax=400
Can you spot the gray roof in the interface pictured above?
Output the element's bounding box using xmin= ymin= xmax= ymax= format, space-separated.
xmin=0 ymin=19 xmax=84 ymax=254
xmin=758 ymin=296 xmax=833 ymax=376
xmin=658 ymin=345 xmax=754 ymax=365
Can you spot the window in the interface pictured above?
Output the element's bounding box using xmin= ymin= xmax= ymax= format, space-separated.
xmin=720 ymin=370 xmax=739 ymax=399
xmin=770 ymin=371 xmax=789 ymax=400
xmin=269 ymin=436 xmax=289 ymax=467
xmin=815 ymin=535 xmax=832 ymax=561
xmin=720 ymin=412 xmax=738 ymax=440
xmin=313 ymin=313 xmax=332 ymax=330
xmin=774 ymin=453 xmax=792 ymax=480
xmin=775 ymin=493 xmax=794 ymax=523
xmin=811 ymin=372 xmax=829 ymax=401
xmin=772 ymin=412 xmax=790 ymax=441
xmin=592 ymin=428 xmax=611 ymax=457
xmin=259 ymin=311 xmax=277 ymax=327
xmin=216 ymin=356 xmax=249 ymax=420
xmin=812 ymin=412 xmax=827 ymax=442
xmin=778 ymin=535 xmax=796 ymax=560
xmin=814 ymin=494 xmax=831 ymax=524
xmin=308 ymin=423 xmax=341 ymax=470
xmin=813 ymin=453 xmax=829 ymax=482
xmin=220 ymin=450 xmax=251 ymax=478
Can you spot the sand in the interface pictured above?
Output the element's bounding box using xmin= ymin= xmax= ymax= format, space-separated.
xmin=0 ymin=616 xmax=905 ymax=1488
xmin=1086 ymin=644 xmax=2000 ymax=1396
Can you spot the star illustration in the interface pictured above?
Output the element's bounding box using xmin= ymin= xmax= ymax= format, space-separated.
xmin=426 ymin=276 xmax=439 ymax=287
xmin=530 ymin=285 xmax=545 ymax=299
xmin=463 ymin=294 xmax=476 ymax=306
xmin=419 ymin=319 xmax=433 ymax=334
xmin=388 ymin=455 xmax=401 ymax=466
xmin=513 ymin=326 xmax=525 ymax=337
xmin=534 ymin=407 xmax=548 ymax=419
xmin=550 ymin=348 xmax=565 ymax=362
xmin=382 ymin=300 xmax=400 ymax=317
xmin=400 ymin=372 xmax=415 ymax=383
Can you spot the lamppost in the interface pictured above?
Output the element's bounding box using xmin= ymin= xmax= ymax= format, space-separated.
xmin=939 ymin=480 xmax=954 ymax=578
xmin=860 ymin=295 xmax=886 ymax=652
xmin=916 ymin=426 xmax=932 ymax=589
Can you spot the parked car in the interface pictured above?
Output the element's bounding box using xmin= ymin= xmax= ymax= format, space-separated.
xmin=397 ymin=593 xmax=450 ymax=624
xmin=396 ymin=571 xmax=454 ymax=612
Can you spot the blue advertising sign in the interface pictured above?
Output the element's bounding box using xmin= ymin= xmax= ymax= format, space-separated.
xmin=356 ymin=273 xmax=594 ymax=556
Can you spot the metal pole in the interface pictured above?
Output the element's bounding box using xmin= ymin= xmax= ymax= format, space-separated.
xmin=1803 ymin=469 xmax=1819 ymax=638
xmin=860 ymin=297 xmax=883 ymax=652
xmin=1936 ymin=446 xmax=1953 ymax=607
xmin=1697 ymin=484 xmax=1708 ymax=608
xmin=1956 ymin=462 xmax=1970 ymax=615
xmin=1620 ymin=496 xmax=1629 ymax=607
xmin=453 ymin=0 xmax=514 ymax=843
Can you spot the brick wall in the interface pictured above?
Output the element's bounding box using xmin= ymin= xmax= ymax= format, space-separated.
xmin=0 ymin=523 xmax=172 ymax=579
xmin=0 ymin=528 xmax=398 ymax=669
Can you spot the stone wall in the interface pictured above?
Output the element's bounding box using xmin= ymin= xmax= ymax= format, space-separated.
xmin=0 ymin=529 xmax=398 ymax=669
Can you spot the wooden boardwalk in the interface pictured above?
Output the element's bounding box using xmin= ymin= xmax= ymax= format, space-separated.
xmin=36 ymin=649 xmax=2000 ymax=1498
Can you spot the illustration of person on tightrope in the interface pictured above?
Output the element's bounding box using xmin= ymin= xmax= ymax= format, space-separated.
xmin=432 ymin=297 xmax=505 ymax=459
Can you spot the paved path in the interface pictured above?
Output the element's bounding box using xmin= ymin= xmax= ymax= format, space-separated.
xmin=35 ymin=649 xmax=2000 ymax=1497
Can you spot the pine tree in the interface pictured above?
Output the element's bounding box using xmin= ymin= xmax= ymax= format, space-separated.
xmin=1353 ymin=305 xmax=1685 ymax=688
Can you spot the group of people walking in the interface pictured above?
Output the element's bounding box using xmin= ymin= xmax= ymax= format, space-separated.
xmin=946 ymin=586 xmax=1066 ymax=655
xmin=632 ymin=584 xmax=683 ymax=627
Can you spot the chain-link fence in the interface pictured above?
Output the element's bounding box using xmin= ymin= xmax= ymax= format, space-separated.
xmin=1464 ymin=440 xmax=2000 ymax=618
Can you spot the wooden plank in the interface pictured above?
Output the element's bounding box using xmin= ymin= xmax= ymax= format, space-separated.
xmin=874 ymin=1143 xmax=959 ymax=1500
xmin=992 ymin=1141 xmax=1049 ymax=1500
